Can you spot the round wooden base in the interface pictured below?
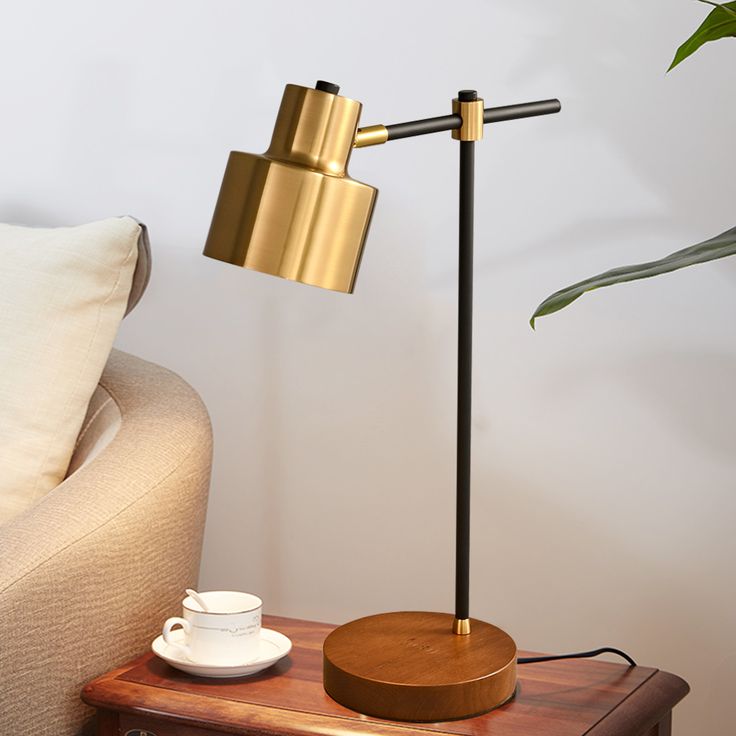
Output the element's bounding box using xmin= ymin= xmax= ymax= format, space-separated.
xmin=323 ymin=611 xmax=517 ymax=722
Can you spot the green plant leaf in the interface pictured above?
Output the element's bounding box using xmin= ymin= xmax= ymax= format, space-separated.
xmin=668 ymin=1 xmax=736 ymax=70
xmin=530 ymin=226 xmax=736 ymax=328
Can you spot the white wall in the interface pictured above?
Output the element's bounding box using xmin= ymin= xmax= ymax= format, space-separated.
xmin=2 ymin=1 xmax=734 ymax=731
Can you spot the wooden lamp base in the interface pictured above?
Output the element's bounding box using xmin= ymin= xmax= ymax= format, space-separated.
xmin=323 ymin=611 xmax=517 ymax=722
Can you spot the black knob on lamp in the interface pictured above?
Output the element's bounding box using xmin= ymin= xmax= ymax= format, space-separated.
xmin=315 ymin=80 xmax=340 ymax=95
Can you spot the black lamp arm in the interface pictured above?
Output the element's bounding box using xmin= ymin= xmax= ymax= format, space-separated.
xmin=354 ymin=99 xmax=561 ymax=147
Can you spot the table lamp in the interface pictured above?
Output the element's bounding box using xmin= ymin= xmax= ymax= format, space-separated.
xmin=204 ymin=80 xmax=560 ymax=722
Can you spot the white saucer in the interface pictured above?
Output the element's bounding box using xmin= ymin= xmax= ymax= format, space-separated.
xmin=152 ymin=627 xmax=292 ymax=678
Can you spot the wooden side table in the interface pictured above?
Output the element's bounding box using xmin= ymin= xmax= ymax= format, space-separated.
xmin=82 ymin=615 xmax=689 ymax=736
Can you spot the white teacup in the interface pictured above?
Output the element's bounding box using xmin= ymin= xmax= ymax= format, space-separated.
xmin=162 ymin=591 xmax=262 ymax=666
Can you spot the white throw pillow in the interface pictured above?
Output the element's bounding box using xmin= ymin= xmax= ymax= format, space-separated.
xmin=0 ymin=217 xmax=140 ymax=523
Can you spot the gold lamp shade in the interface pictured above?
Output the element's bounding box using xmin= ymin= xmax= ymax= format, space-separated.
xmin=203 ymin=82 xmax=378 ymax=293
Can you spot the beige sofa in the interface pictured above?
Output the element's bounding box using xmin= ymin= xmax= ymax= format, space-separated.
xmin=0 ymin=348 xmax=213 ymax=734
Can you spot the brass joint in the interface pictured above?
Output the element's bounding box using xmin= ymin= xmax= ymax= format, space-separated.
xmin=354 ymin=124 xmax=388 ymax=148
xmin=451 ymin=98 xmax=484 ymax=141
xmin=453 ymin=618 xmax=471 ymax=635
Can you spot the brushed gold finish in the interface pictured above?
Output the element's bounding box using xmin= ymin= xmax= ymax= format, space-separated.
xmin=203 ymin=84 xmax=377 ymax=293
xmin=354 ymin=124 xmax=389 ymax=148
xmin=267 ymin=84 xmax=362 ymax=175
xmin=453 ymin=617 xmax=471 ymax=635
xmin=452 ymin=98 xmax=484 ymax=141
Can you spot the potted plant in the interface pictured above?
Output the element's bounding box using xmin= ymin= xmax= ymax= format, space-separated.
xmin=531 ymin=0 xmax=736 ymax=328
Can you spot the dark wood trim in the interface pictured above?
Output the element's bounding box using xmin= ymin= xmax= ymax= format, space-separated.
xmin=586 ymin=671 xmax=688 ymax=736
xmin=85 ymin=677 xmax=459 ymax=736
xmin=94 ymin=708 xmax=119 ymax=736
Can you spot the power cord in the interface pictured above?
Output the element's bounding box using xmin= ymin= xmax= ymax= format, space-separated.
xmin=518 ymin=647 xmax=637 ymax=667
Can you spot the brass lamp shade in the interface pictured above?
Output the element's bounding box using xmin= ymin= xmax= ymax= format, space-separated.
xmin=203 ymin=83 xmax=378 ymax=293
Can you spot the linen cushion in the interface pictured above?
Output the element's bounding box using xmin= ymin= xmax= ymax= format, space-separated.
xmin=65 ymin=384 xmax=121 ymax=477
xmin=0 ymin=217 xmax=140 ymax=523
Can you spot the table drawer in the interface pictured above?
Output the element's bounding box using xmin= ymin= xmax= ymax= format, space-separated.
xmin=120 ymin=714 xmax=233 ymax=736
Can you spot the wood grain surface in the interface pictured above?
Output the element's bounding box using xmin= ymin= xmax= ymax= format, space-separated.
xmin=82 ymin=615 xmax=689 ymax=736
xmin=323 ymin=612 xmax=517 ymax=721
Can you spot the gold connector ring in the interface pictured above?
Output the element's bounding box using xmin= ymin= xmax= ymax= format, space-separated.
xmin=452 ymin=99 xmax=484 ymax=141
xmin=354 ymin=124 xmax=389 ymax=148
xmin=453 ymin=617 xmax=472 ymax=635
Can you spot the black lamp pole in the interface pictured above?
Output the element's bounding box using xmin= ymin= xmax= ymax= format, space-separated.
xmin=455 ymin=90 xmax=477 ymax=625
xmin=370 ymin=93 xmax=561 ymax=627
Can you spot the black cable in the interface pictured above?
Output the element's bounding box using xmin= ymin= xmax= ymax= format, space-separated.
xmin=518 ymin=647 xmax=637 ymax=667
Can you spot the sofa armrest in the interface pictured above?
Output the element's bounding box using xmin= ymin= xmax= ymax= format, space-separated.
xmin=0 ymin=349 xmax=213 ymax=736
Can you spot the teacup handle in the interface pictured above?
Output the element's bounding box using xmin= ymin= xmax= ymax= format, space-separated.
xmin=163 ymin=617 xmax=192 ymax=660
